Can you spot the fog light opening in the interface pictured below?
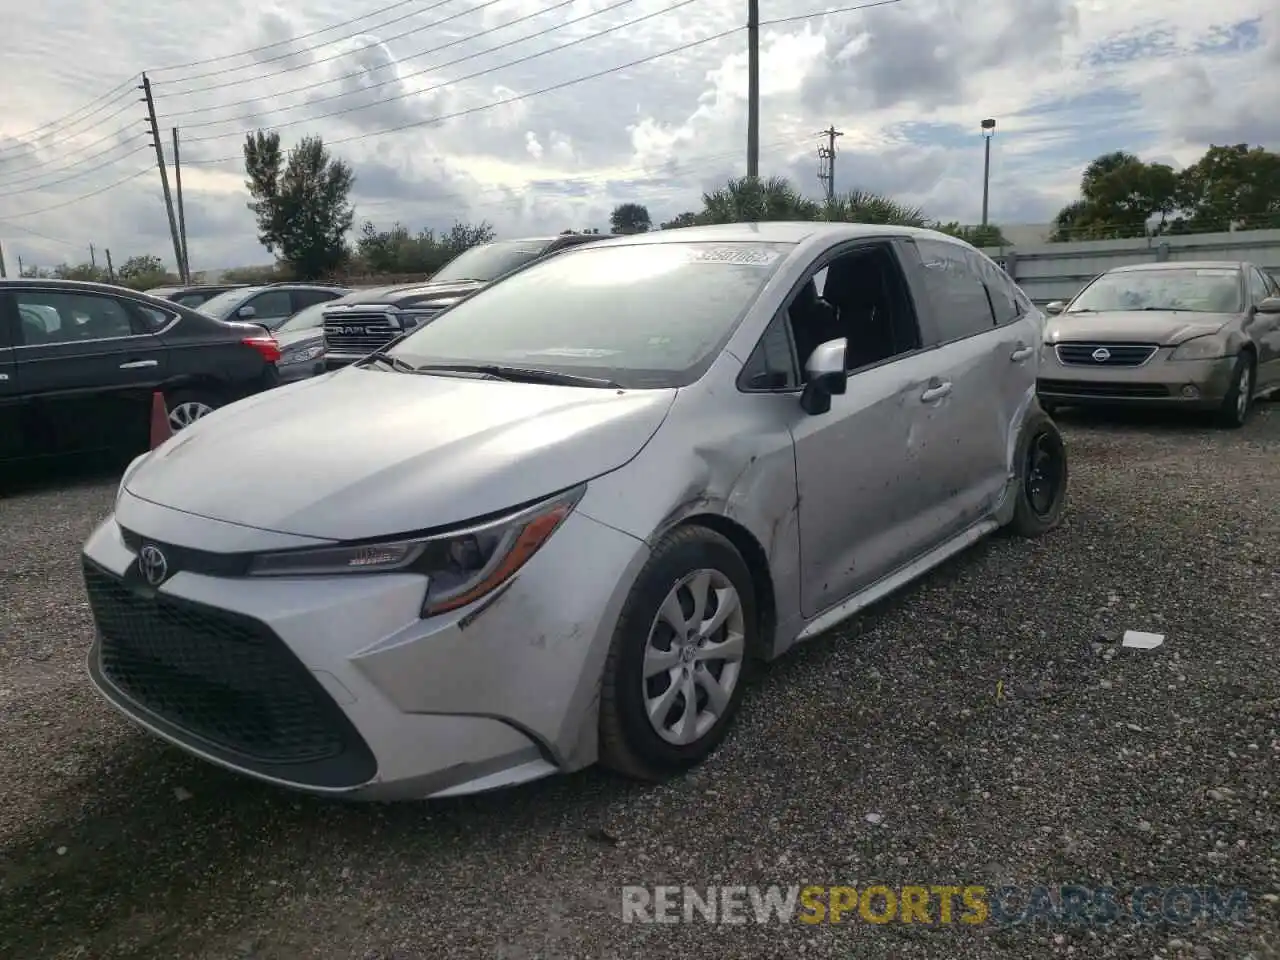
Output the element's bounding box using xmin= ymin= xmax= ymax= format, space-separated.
xmin=1180 ymin=384 xmax=1200 ymax=399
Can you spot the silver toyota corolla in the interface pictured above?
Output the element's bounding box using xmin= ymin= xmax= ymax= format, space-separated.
xmin=81 ymin=222 xmax=1068 ymax=800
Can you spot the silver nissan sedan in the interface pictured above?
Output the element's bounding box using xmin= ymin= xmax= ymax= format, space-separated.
xmin=81 ymin=222 xmax=1067 ymax=800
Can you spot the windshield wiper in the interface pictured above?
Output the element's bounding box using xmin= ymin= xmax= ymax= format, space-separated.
xmin=355 ymin=352 xmax=418 ymax=374
xmin=414 ymin=363 xmax=621 ymax=389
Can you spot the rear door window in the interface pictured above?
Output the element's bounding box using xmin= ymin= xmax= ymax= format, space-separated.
xmin=915 ymin=239 xmax=997 ymax=342
xmin=12 ymin=291 xmax=139 ymax=346
xmin=247 ymin=290 xmax=293 ymax=319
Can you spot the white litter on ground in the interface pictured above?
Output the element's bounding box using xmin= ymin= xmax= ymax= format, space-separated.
xmin=1121 ymin=630 xmax=1165 ymax=650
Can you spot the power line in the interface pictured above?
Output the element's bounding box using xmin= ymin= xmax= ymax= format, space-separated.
xmin=758 ymin=0 xmax=903 ymax=28
xmin=147 ymin=0 xmax=429 ymax=72
xmin=0 ymin=216 xmax=81 ymax=250
xmin=0 ymin=92 xmax=140 ymax=162
xmin=164 ymin=0 xmax=582 ymax=121
xmin=183 ymin=0 xmax=706 ymax=146
xmin=154 ymin=0 xmax=472 ymax=89
xmin=179 ymin=0 xmax=638 ymax=133
xmin=0 ymin=77 xmax=138 ymax=155
xmin=0 ymin=134 xmax=148 ymax=192
xmin=0 ymin=167 xmax=153 ymax=219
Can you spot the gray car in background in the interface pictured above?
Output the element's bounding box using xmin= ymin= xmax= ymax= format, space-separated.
xmin=1038 ymin=260 xmax=1280 ymax=427
xmin=273 ymin=287 xmax=403 ymax=382
xmin=197 ymin=283 xmax=350 ymax=331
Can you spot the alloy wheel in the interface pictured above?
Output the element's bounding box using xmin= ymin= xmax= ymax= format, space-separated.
xmin=169 ymin=401 xmax=214 ymax=431
xmin=642 ymin=569 xmax=746 ymax=746
xmin=1237 ymin=365 xmax=1252 ymax=422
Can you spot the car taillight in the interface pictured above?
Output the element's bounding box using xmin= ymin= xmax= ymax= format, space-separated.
xmin=242 ymin=335 xmax=282 ymax=364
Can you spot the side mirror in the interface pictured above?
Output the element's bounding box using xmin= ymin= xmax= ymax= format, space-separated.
xmin=1256 ymin=296 xmax=1280 ymax=314
xmin=237 ymin=305 xmax=257 ymax=319
xmin=800 ymin=338 xmax=847 ymax=415
xmin=1044 ymin=301 xmax=1066 ymax=315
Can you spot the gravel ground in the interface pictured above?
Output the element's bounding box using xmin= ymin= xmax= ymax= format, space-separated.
xmin=1 ymin=406 xmax=1278 ymax=960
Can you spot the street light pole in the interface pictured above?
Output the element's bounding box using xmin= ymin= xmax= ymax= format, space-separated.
xmin=980 ymin=118 xmax=996 ymax=227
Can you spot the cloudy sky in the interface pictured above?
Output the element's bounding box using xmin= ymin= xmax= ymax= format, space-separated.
xmin=1 ymin=0 xmax=1277 ymax=274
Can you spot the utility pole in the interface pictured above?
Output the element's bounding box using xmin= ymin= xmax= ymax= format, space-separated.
xmin=105 ymin=248 xmax=116 ymax=283
xmin=172 ymin=127 xmax=190 ymax=283
xmin=89 ymin=243 xmax=96 ymax=269
xmin=140 ymin=73 xmax=185 ymax=284
xmin=0 ymin=241 xmax=7 ymax=278
xmin=746 ymin=0 xmax=759 ymax=178
xmin=980 ymin=118 xmax=996 ymax=227
xmin=816 ymin=125 xmax=844 ymax=203
xmin=16 ymin=255 xmax=23 ymax=277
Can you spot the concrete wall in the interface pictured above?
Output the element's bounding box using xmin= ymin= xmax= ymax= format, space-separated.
xmin=979 ymin=229 xmax=1280 ymax=306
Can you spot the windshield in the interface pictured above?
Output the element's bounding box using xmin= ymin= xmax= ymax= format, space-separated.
xmin=388 ymin=241 xmax=793 ymax=388
xmin=275 ymin=301 xmax=329 ymax=333
xmin=429 ymin=239 xmax=556 ymax=283
xmin=1068 ymin=268 xmax=1242 ymax=314
xmin=196 ymin=287 xmax=258 ymax=318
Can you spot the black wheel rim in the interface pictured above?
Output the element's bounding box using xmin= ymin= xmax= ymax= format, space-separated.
xmin=1025 ymin=431 xmax=1064 ymax=518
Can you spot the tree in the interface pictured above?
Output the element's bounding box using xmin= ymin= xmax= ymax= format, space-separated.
xmin=354 ymin=219 xmax=495 ymax=275
xmin=1173 ymin=144 xmax=1280 ymax=234
xmin=609 ymin=203 xmax=652 ymax=234
xmin=53 ymin=263 xmax=107 ymax=282
xmin=933 ymin=222 xmax=1010 ymax=247
xmin=699 ymin=176 xmax=821 ymax=223
xmin=660 ymin=211 xmax=702 ymax=230
xmin=1050 ymin=149 xmax=1185 ymax=241
xmin=243 ymin=131 xmax=356 ymax=279
xmin=117 ymin=254 xmax=165 ymax=279
xmin=823 ymin=189 xmax=927 ymax=226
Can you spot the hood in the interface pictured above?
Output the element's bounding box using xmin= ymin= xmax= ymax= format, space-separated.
xmin=1045 ymin=311 xmax=1238 ymax=345
xmin=125 ymin=369 xmax=677 ymax=540
xmin=389 ymin=279 xmax=486 ymax=305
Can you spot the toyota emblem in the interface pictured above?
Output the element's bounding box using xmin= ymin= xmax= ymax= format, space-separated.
xmin=138 ymin=544 xmax=169 ymax=586
xmin=1091 ymin=348 xmax=1111 ymax=362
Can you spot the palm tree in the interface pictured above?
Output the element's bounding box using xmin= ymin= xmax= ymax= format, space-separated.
xmin=698 ymin=176 xmax=821 ymax=224
xmin=822 ymin=189 xmax=927 ymax=226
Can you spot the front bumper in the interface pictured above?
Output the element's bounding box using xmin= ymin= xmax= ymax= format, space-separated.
xmin=1037 ymin=345 xmax=1236 ymax=409
xmin=81 ymin=491 xmax=648 ymax=800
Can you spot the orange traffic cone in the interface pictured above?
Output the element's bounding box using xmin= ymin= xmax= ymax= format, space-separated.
xmin=149 ymin=392 xmax=172 ymax=449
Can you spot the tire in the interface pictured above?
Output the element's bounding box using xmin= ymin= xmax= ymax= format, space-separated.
xmin=1039 ymin=398 xmax=1058 ymax=416
xmin=1005 ymin=408 xmax=1068 ymax=538
xmin=165 ymin=388 xmax=224 ymax=432
xmin=598 ymin=525 xmax=758 ymax=781
xmin=1216 ymin=354 xmax=1254 ymax=429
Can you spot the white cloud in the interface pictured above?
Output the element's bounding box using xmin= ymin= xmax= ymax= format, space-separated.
xmin=0 ymin=0 xmax=1276 ymax=273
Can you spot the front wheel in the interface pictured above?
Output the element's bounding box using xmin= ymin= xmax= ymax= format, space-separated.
xmin=598 ymin=526 xmax=757 ymax=781
xmin=165 ymin=388 xmax=223 ymax=432
xmin=1006 ymin=409 xmax=1068 ymax=538
xmin=1216 ymin=354 xmax=1254 ymax=429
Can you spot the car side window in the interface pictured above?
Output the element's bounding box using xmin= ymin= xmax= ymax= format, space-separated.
xmin=1266 ymin=272 xmax=1280 ymax=297
xmin=1247 ymin=268 xmax=1270 ymax=305
xmin=131 ymin=302 xmax=175 ymax=333
xmin=248 ymin=290 xmax=293 ymax=317
xmin=973 ymin=252 xmax=1021 ymax=325
xmin=915 ymin=239 xmax=997 ymax=342
xmin=175 ymin=293 xmax=208 ymax=307
xmin=293 ymin=289 xmax=340 ymax=310
xmin=739 ymin=314 xmax=798 ymax=391
xmin=13 ymin=292 xmax=137 ymax=346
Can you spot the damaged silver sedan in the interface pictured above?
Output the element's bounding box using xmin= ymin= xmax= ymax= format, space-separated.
xmin=81 ymin=221 xmax=1067 ymax=799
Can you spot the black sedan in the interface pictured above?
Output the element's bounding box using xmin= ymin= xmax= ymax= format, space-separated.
xmin=0 ymin=279 xmax=281 ymax=464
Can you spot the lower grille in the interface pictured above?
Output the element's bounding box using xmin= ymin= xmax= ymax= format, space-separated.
xmin=1038 ymin=379 xmax=1170 ymax=398
xmin=83 ymin=559 xmax=376 ymax=786
xmin=323 ymin=311 xmax=399 ymax=355
xmin=1055 ymin=343 xmax=1158 ymax=367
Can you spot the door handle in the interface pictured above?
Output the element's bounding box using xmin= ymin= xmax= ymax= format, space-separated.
xmin=119 ymin=359 xmax=158 ymax=369
xmin=0 ymin=373 xmax=8 ymax=381
xmin=1011 ymin=346 xmax=1034 ymax=361
xmin=920 ymin=381 xmax=952 ymax=403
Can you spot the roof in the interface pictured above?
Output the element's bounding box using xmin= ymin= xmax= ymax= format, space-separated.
xmin=1110 ymin=260 xmax=1246 ymax=273
xmin=0 ymin=278 xmax=176 ymax=298
xmin=581 ymin=221 xmax=960 ymax=246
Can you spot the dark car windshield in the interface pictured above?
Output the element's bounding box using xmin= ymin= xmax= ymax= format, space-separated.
xmin=429 ymin=239 xmax=557 ymax=283
xmin=388 ymin=241 xmax=792 ymax=388
xmin=1068 ymin=268 xmax=1243 ymax=314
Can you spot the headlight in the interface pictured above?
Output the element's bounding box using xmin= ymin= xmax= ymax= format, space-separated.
xmin=246 ymin=484 xmax=586 ymax=616
xmin=279 ymin=345 xmax=324 ymax=365
xmin=1170 ymin=336 xmax=1227 ymax=361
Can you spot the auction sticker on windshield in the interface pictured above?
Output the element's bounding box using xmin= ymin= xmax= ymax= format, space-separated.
xmin=689 ymin=246 xmax=782 ymax=266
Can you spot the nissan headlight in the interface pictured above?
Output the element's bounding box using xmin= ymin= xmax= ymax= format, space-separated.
xmin=1170 ymin=336 xmax=1227 ymax=361
xmin=280 ymin=344 xmax=324 ymax=365
xmin=246 ymin=484 xmax=585 ymax=616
